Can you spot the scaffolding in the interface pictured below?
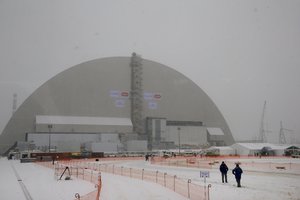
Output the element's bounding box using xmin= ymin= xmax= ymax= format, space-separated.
xmin=130 ymin=53 xmax=144 ymax=136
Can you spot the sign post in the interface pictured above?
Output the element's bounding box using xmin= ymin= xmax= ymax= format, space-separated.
xmin=200 ymin=171 xmax=210 ymax=200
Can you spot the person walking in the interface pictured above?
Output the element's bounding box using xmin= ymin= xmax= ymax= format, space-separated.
xmin=219 ymin=161 xmax=228 ymax=183
xmin=145 ymin=154 xmax=149 ymax=161
xmin=232 ymin=163 xmax=243 ymax=187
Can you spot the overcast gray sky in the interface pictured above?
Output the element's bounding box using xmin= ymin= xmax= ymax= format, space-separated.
xmin=0 ymin=0 xmax=299 ymax=143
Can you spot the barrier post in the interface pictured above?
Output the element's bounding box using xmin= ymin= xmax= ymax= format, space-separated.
xmin=204 ymin=176 xmax=206 ymax=200
xmin=91 ymin=170 xmax=93 ymax=182
xmin=96 ymin=173 xmax=102 ymax=200
xmin=164 ymin=173 xmax=167 ymax=187
xmin=130 ymin=168 xmax=132 ymax=178
xmin=173 ymin=175 xmax=176 ymax=191
xmin=187 ymin=179 xmax=191 ymax=199
xmin=156 ymin=171 xmax=158 ymax=183
xmin=75 ymin=193 xmax=80 ymax=199
xmin=142 ymin=169 xmax=144 ymax=180
xmin=208 ymin=184 xmax=212 ymax=200
xmin=121 ymin=166 xmax=123 ymax=176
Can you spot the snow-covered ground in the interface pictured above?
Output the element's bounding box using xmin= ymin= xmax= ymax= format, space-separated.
xmin=0 ymin=157 xmax=187 ymax=200
xmin=1 ymin=157 xmax=300 ymax=200
xmin=0 ymin=158 xmax=95 ymax=200
xmin=103 ymin=157 xmax=300 ymax=200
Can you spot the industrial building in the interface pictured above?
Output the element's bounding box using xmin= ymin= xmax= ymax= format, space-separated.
xmin=0 ymin=53 xmax=235 ymax=154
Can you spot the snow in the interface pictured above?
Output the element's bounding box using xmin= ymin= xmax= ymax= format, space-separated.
xmin=105 ymin=158 xmax=300 ymax=200
xmin=101 ymin=173 xmax=187 ymax=200
xmin=0 ymin=157 xmax=187 ymax=200
xmin=0 ymin=158 xmax=95 ymax=200
xmin=1 ymin=157 xmax=300 ymax=200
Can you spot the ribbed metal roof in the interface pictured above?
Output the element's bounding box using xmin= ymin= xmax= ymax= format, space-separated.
xmin=36 ymin=115 xmax=132 ymax=126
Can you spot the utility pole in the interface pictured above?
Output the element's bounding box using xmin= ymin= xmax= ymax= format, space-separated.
xmin=48 ymin=124 xmax=53 ymax=152
xmin=177 ymin=127 xmax=181 ymax=155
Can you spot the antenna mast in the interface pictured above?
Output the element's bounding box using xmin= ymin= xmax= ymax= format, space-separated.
xmin=259 ymin=101 xmax=268 ymax=143
xmin=279 ymin=121 xmax=293 ymax=144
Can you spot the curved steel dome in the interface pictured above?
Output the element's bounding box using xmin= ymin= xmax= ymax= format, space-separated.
xmin=0 ymin=56 xmax=235 ymax=154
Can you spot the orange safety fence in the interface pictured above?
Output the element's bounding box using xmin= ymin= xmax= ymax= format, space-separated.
xmin=218 ymin=160 xmax=300 ymax=172
xmin=37 ymin=156 xmax=300 ymax=200
xmin=36 ymin=162 xmax=102 ymax=200
xmin=60 ymin=160 xmax=209 ymax=200
xmin=151 ymin=157 xmax=214 ymax=169
xmin=151 ymin=156 xmax=300 ymax=173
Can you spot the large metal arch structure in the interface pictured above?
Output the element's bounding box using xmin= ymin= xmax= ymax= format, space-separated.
xmin=0 ymin=56 xmax=235 ymax=154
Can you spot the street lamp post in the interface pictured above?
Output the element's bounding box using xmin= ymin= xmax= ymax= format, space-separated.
xmin=177 ymin=127 xmax=181 ymax=155
xmin=48 ymin=124 xmax=53 ymax=152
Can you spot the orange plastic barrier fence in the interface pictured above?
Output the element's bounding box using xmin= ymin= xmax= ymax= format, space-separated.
xmin=151 ymin=157 xmax=214 ymax=169
xmin=62 ymin=160 xmax=208 ymax=200
xmin=36 ymin=162 xmax=102 ymax=200
xmin=151 ymin=156 xmax=300 ymax=173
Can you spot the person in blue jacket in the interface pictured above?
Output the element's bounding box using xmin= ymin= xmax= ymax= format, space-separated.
xmin=219 ymin=161 xmax=228 ymax=183
xmin=232 ymin=163 xmax=243 ymax=187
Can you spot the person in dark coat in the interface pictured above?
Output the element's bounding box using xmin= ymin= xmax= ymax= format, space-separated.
xmin=145 ymin=154 xmax=149 ymax=161
xmin=232 ymin=163 xmax=243 ymax=187
xmin=219 ymin=161 xmax=228 ymax=183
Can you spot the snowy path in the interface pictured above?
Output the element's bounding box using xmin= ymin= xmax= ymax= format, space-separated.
xmin=0 ymin=158 xmax=95 ymax=200
xmin=100 ymin=173 xmax=188 ymax=200
xmin=1 ymin=157 xmax=300 ymax=200
xmin=11 ymin=163 xmax=33 ymax=200
xmin=110 ymin=159 xmax=300 ymax=200
xmin=0 ymin=158 xmax=27 ymax=200
xmin=0 ymin=158 xmax=188 ymax=200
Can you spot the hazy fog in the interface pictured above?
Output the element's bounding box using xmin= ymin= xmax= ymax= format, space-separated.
xmin=0 ymin=0 xmax=299 ymax=143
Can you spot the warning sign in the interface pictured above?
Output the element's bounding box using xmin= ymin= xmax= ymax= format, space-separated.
xmin=144 ymin=92 xmax=162 ymax=100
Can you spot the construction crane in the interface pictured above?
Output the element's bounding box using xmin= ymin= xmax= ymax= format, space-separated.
xmin=258 ymin=101 xmax=271 ymax=143
xmin=279 ymin=121 xmax=294 ymax=144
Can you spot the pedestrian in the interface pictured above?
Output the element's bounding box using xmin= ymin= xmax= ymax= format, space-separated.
xmin=219 ymin=161 xmax=228 ymax=183
xmin=232 ymin=163 xmax=243 ymax=187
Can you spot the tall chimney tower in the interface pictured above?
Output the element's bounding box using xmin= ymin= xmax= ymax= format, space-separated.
xmin=130 ymin=53 xmax=144 ymax=136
